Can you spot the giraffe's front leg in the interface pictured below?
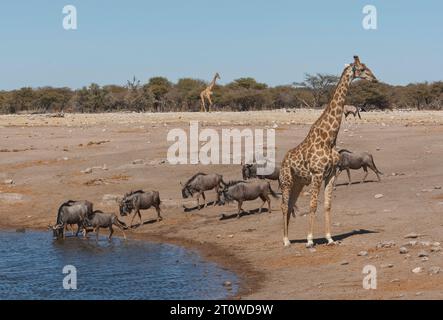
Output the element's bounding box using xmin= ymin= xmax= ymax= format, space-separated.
xmin=307 ymin=174 xmax=322 ymax=248
xmin=324 ymin=174 xmax=336 ymax=246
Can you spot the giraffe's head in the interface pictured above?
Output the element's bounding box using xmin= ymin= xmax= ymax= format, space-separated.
xmin=215 ymin=72 xmax=221 ymax=80
xmin=349 ymin=56 xmax=378 ymax=83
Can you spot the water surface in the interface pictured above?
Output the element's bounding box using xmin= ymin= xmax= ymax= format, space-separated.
xmin=0 ymin=231 xmax=238 ymax=300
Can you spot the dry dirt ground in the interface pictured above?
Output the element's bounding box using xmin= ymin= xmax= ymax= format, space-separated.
xmin=0 ymin=110 xmax=442 ymax=300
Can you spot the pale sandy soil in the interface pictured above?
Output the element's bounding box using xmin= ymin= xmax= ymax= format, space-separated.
xmin=0 ymin=110 xmax=442 ymax=300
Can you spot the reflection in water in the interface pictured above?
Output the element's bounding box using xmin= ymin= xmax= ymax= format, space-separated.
xmin=0 ymin=231 xmax=238 ymax=300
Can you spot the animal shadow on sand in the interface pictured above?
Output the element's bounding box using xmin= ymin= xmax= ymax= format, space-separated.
xmin=290 ymin=229 xmax=378 ymax=245
xmin=129 ymin=218 xmax=162 ymax=229
xmin=335 ymin=180 xmax=378 ymax=187
xmin=219 ymin=208 xmax=270 ymax=221
xmin=183 ymin=201 xmax=220 ymax=213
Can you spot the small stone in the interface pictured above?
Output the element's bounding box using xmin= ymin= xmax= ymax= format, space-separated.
xmin=374 ymin=194 xmax=384 ymax=199
xmin=308 ymin=248 xmax=317 ymax=253
xmin=404 ymin=233 xmax=420 ymax=239
xmin=408 ymin=240 xmax=418 ymax=246
xmin=358 ymin=251 xmax=368 ymax=257
xmin=421 ymin=257 xmax=429 ymax=262
xmin=132 ymin=159 xmax=144 ymax=165
xmin=429 ymin=266 xmax=441 ymax=275
xmin=415 ymin=292 xmax=423 ymax=296
xmin=3 ymin=179 xmax=14 ymax=185
xmin=62 ymin=157 xmax=69 ymax=161
xmin=377 ymin=240 xmax=396 ymax=249
xmin=82 ymin=168 xmax=92 ymax=174
xmin=431 ymin=246 xmax=441 ymax=253
xmin=434 ymin=186 xmax=442 ymax=190
xmin=420 ymin=241 xmax=431 ymax=247
xmin=228 ymin=234 xmax=234 ymax=238
xmin=412 ymin=267 xmax=423 ymax=274
xmin=223 ymin=281 xmax=232 ymax=287
xmin=340 ymin=261 xmax=349 ymax=266
xmin=390 ymin=279 xmax=400 ymax=283
xmin=333 ymin=222 xmax=342 ymax=227
xmin=381 ymin=263 xmax=394 ymax=269
xmin=399 ymin=247 xmax=409 ymax=254
xmin=432 ymin=242 xmax=440 ymax=247
xmin=418 ymin=251 xmax=429 ymax=258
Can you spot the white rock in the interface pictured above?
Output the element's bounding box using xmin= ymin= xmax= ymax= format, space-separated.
xmin=412 ymin=267 xmax=423 ymax=274
xmin=82 ymin=168 xmax=92 ymax=174
xmin=374 ymin=194 xmax=384 ymax=199
xmin=358 ymin=251 xmax=368 ymax=257
xmin=3 ymin=179 xmax=14 ymax=185
xmin=404 ymin=233 xmax=420 ymax=239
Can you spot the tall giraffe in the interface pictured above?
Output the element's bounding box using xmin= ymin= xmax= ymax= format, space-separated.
xmin=200 ymin=72 xmax=220 ymax=112
xmin=280 ymin=56 xmax=377 ymax=248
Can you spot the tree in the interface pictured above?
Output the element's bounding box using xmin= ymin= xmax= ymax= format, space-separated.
xmin=147 ymin=77 xmax=172 ymax=111
xmin=293 ymin=73 xmax=339 ymax=108
xmin=227 ymin=78 xmax=268 ymax=90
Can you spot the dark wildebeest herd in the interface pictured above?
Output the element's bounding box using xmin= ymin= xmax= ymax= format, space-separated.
xmin=49 ymin=146 xmax=382 ymax=242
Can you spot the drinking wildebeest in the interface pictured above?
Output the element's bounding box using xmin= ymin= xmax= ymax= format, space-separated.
xmin=219 ymin=179 xmax=279 ymax=218
xmin=120 ymin=190 xmax=162 ymax=228
xmin=336 ymin=149 xmax=383 ymax=185
xmin=241 ymin=162 xmax=281 ymax=187
xmin=49 ymin=200 xmax=93 ymax=240
xmin=344 ymin=105 xmax=361 ymax=120
xmin=84 ymin=210 xmax=127 ymax=241
xmin=181 ymin=173 xmax=226 ymax=209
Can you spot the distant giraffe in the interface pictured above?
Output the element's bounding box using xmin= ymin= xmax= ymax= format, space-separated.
xmin=200 ymin=73 xmax=220 ymax=112
xmin=279 ymin=56 xmax=378 ymax=248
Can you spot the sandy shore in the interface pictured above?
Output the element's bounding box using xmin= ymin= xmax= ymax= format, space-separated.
xmin=0 ymin=110 xmax=442 ymax=299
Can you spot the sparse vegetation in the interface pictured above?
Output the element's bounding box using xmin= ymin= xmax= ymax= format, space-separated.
xmin=0 ymin=75 xmax=442 ymax=114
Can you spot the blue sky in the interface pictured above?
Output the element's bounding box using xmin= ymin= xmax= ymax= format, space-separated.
xmin=0 ymin=0 xmax=442 ymax=90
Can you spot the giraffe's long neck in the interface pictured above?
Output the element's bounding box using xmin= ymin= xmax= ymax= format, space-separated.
xmin=318 ymin=68 xmax=353 ymax=147
xmin=208 ymin=75 xmax=218 ymax=90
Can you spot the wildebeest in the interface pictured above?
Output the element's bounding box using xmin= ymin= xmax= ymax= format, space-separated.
xmin=120 ymin=190 xmax=162 ymax=228
xmin=49 ymin=200 xmax=93 ymax=240
xmin=242 ymin=162 xmax=281 ymax=187
xmin=219 ymin=179 xmax=279 ymax=218
xmin=181 ymin=173 xmax=226 ymax=209
xmin=344 ymin=105 xmax=361 ymax=120
xmin=84 ymin=210 xmax=127 ymax=241
xmin=336 ymin=149 xmax=383 ymax=185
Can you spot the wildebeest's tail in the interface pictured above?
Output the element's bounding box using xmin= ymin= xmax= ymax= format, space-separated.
xmin=56 ymin=200 xmax=77 ymax=223
xmin=370 ymin=156 xmax=383 ymax=175
xmin=268 ymin=183 xmax=279 ymax=199
xmin=114 ymin=217 xmax=128 ymax=229
xmin=357 ymin=108 xmax=362 ymax=120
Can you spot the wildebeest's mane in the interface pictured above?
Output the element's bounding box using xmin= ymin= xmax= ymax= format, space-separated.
xmin=339 ymin=149 xmax=353 ymax=154
xmin=56 ymin=200 xmax=77 ymax=224
xmin=184 ymin=173 xmax=207 ymax=187
xmin=125 ymin=190 xmax=145 ymax=197
xmin=225 ymin=180 xmax=247 ymax=188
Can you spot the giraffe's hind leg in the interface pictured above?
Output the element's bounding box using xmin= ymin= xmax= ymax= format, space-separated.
xmin=281 ymin=171 xmax=304 ymax=247
xmin=307 ymin=174 xmax=322 ymax=248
